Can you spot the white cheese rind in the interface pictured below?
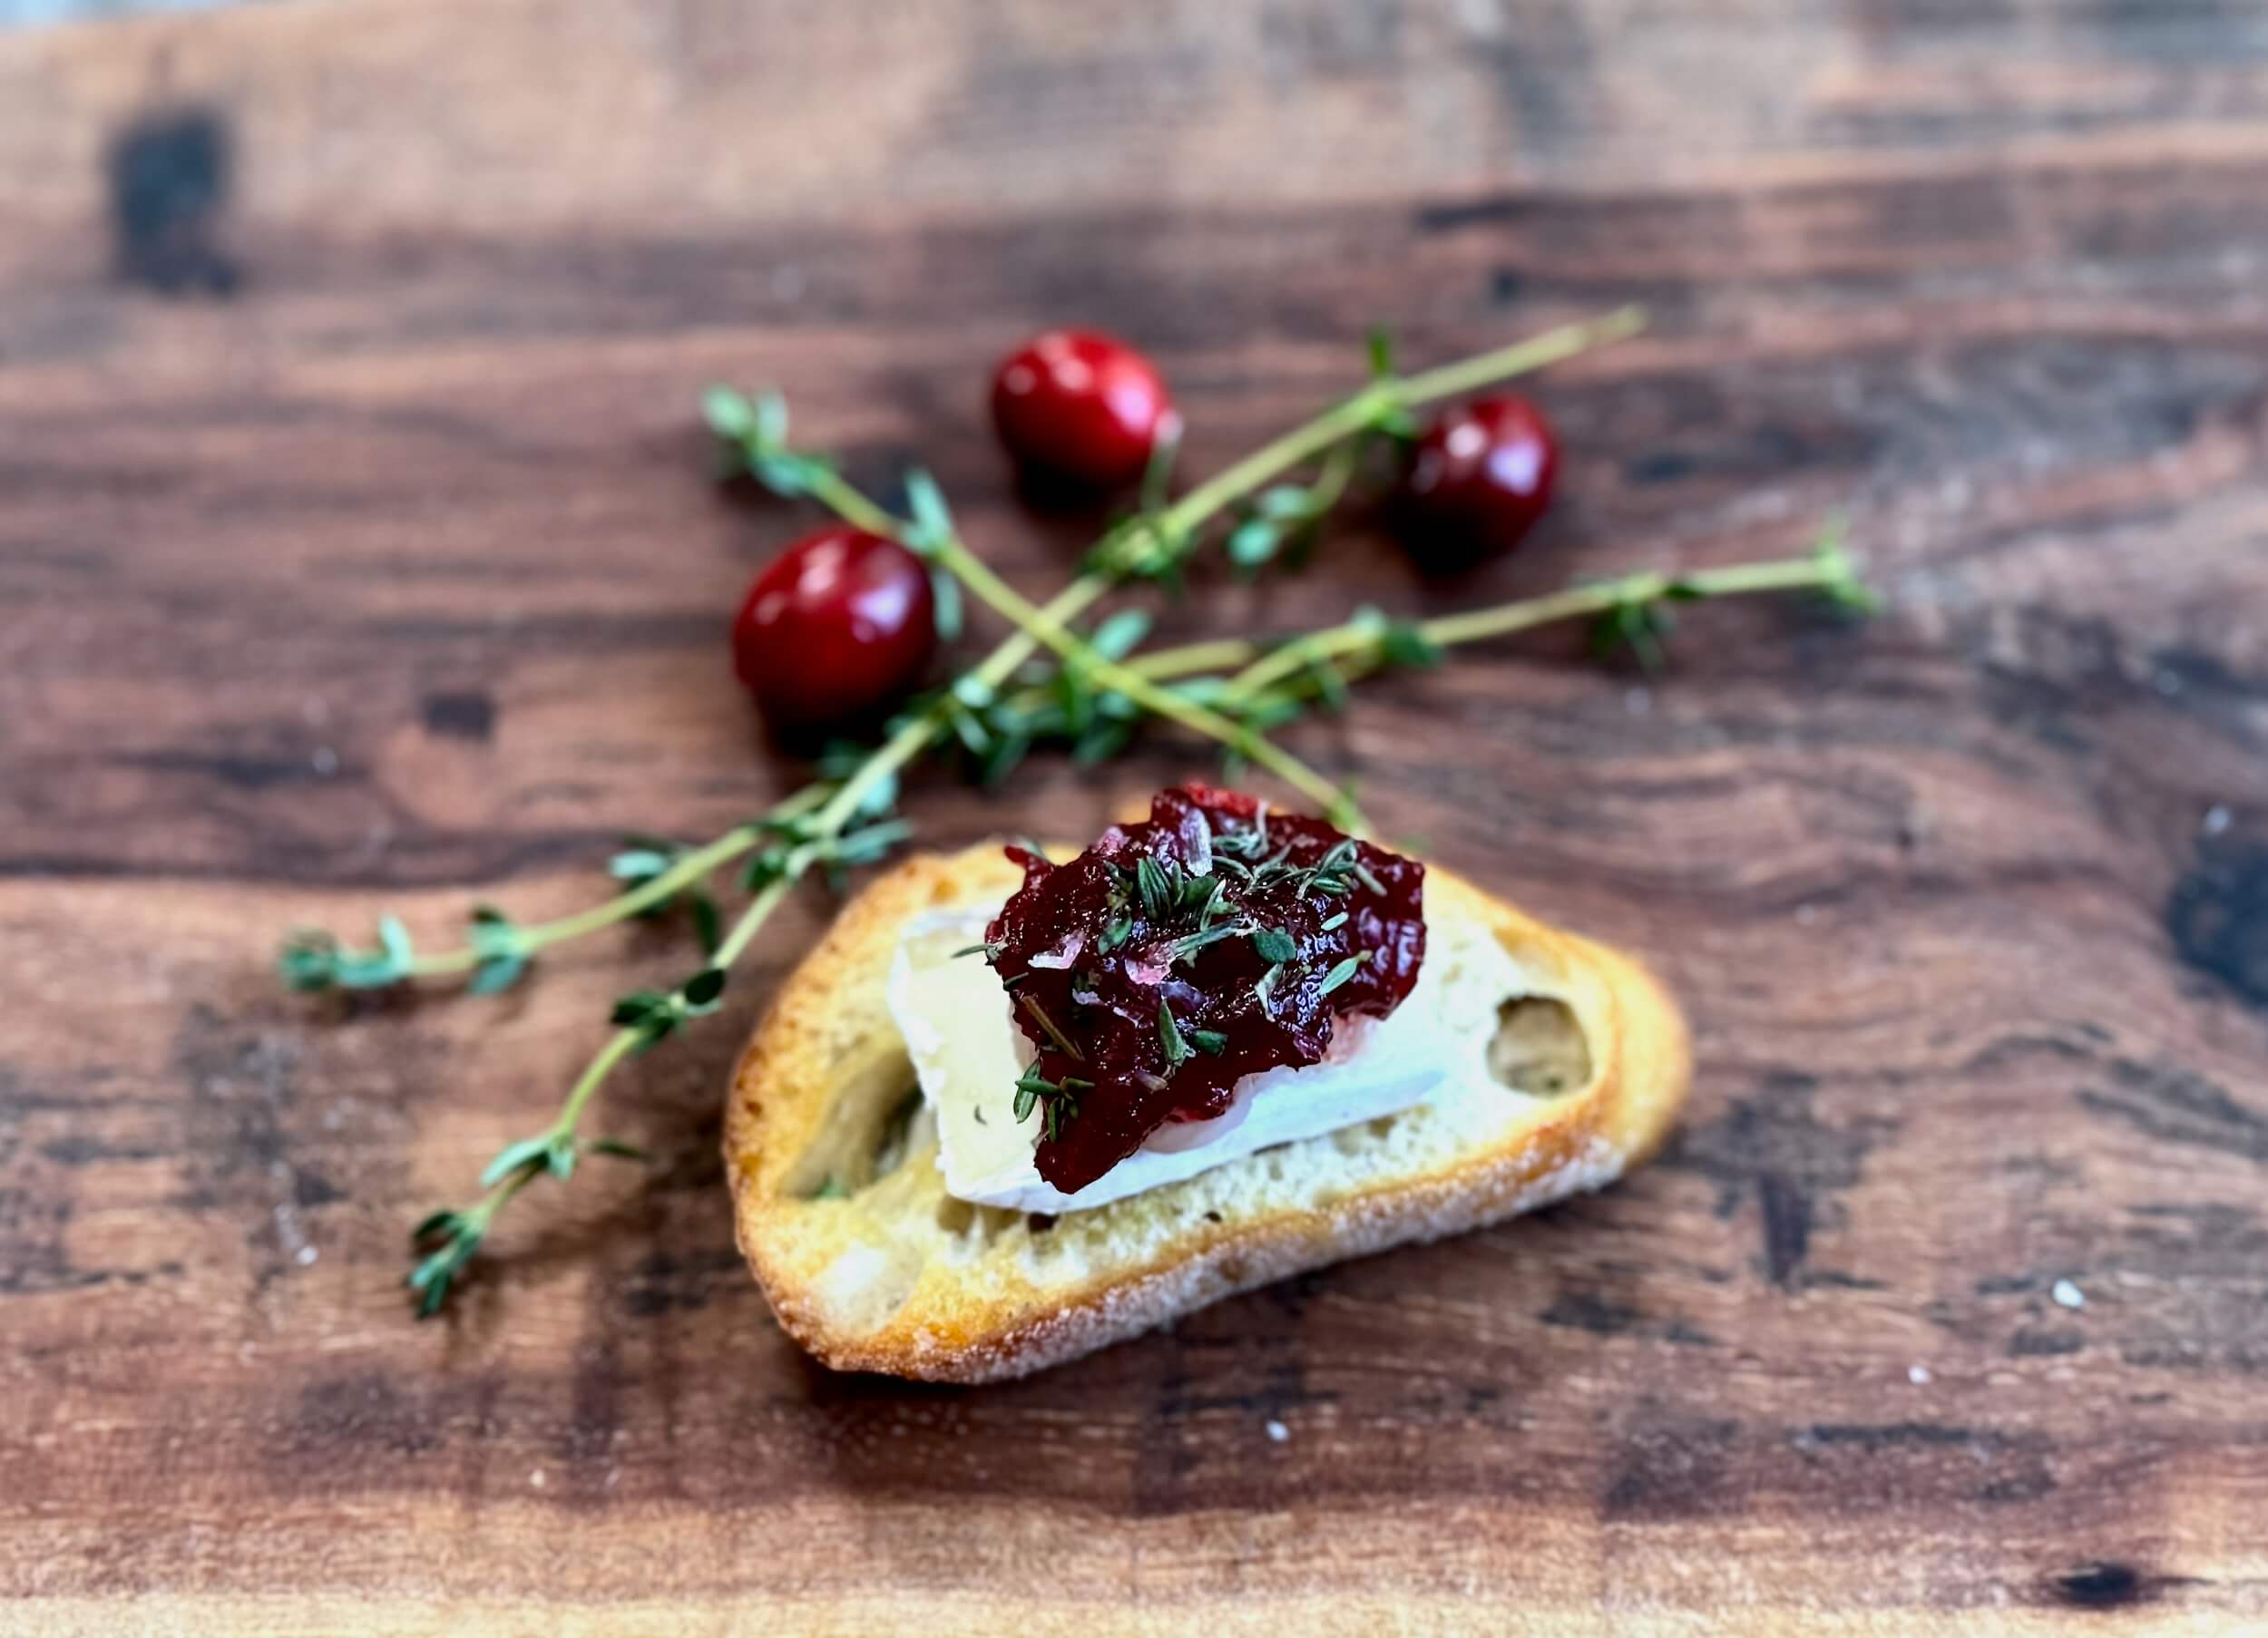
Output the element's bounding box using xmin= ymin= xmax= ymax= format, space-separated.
xmin=884 ymin=898 xmax=1529 ymax=1214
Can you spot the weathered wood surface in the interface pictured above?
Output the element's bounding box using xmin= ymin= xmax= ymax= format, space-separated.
xmin=5 ymin=2 xmax=2268 ymax=1632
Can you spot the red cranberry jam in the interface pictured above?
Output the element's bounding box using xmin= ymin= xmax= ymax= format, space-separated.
xmin=980 ymin=785 xmax=1425 ymax=1194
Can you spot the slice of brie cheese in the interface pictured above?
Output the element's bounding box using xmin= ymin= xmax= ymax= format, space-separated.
xmin=885 ymin=899 xmax=1523 ymax=1214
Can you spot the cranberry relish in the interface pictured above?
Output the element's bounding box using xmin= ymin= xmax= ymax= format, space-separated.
xmin=979 ymin=786 xmax=1426 ymax=1194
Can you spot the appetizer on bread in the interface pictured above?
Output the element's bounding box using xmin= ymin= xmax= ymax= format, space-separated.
xmin=727 ymin=786 xmax=1689 ymax=1381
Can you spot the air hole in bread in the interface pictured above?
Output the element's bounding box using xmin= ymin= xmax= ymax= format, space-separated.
xmin=934 ymin=1195 xmax=1021 ymax=1249
xmin=871 ymin=1087 xmax=924 ymax=1178
xmin=1490 ymin=997 xmax=1590 ymax=1097
xmin=780 ymin=1042 xmax=931 ymax=1200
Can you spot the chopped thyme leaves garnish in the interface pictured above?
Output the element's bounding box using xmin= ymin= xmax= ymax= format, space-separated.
xmin=1019 ymin=993 xmax=1085 ymax=1060
xmin=1170 ymin=920 xmax=1251 ymax=964
xmin=1012 ymin=1067 xmax=1092 ymax=1139
xmin=1135 ymin=854 xmax=1176 ymax=922
xmin=1158 ymin=1001 xmax=1191 ymax=1069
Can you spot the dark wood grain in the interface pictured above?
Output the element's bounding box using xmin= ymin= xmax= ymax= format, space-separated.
xmin=5 ymin=2 xmax=2268 ymax=1632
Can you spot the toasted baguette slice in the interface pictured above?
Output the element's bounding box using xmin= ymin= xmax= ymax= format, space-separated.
xmin=725 ymin=843 xmax=1688 ymax=1382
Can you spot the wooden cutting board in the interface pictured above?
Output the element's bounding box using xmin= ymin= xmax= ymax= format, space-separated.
xmin=4 ymin=3 xmax=2265 ymax=1632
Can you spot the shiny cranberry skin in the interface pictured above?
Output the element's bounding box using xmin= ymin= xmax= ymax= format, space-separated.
xmin=732 ymin=526 xmax=936 ymax=730
xmin=990 ymin=329 xmax=1176 ymax=490
xmin=1400 ymin=395 xmax=1559 ymax=567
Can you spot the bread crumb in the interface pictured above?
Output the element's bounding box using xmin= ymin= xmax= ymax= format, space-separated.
xmin=1265 ymin=1419 xmax=1289 ymax=1443
xmin=530 ymin=1469 xmax=545 ymax=1489
xmin=1908 ymin=1364 xmax=1931 ymax=1385
xmin=2052 ymin=1279 xmax=2086 ymax=1310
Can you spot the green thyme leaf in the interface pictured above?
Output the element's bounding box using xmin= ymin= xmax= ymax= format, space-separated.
xmin=1158 ymin=1002 xmax=1190 ymax=1069
xmin=929 ymin=566 xmax=964 ymax=642
xmin=1098 ymin=914 xmax=1134 ymax=955
xmin=407 ymin=1229 xmax=480 ymax=1318
xmin=377 ymin=915 xmax=413 ymax=973
xmin=904 ymin=468 xmax=954 ymax=552
xmin=1227 ymin=517 xmax=1282 ymax=572
xmin=608 ymin=847 xmax=674 ymax=887
xmin=1319 ymin=951 xmax=1371 ymax=996
xmin=1379 ymin=621 xmax=1444 ymax=670
xmin=701 ymin=385 xmax=758 ymax=442
xmin=479 ymin=1133 xmax=554 ymax=1188
xmin=980 ymin=729 xmax=1030 ymax=788
xmin=681 ymin=968 xmax=728 ymax=1009
xmin=611 ymin=990 xmax=675 ymax=1041
xmin=1136 ymin=854 xmax=1176 ymax=922
xmin=1251 ymin=927 xmax=1298 ymax=964
xmin=1139 ymin=414 xmax=1182 ymax=515
xmin=1366 ymin=327 xmax=1395 ymax=379
xmin=1188 ymin=1028 xmax=1228 ymax=1056
xmin=1170 ymin=920 xmax=1248 ymax=964
xmin=1012 ymin=1068 xmax=1092 ymax=1135
xmin=689 ymin=891 xmax=723 ymax=959
xmin=468 ymin=953 xmax=527 ymax=996
xmin=754 ymin=392 xmax=789 ymax=451
xmin=1256 ymin=484 xmax=1315 ymax=522
xmin=587 ymin=1137 xmax=651 ymax=1164
xmin=1089 ymin=609 xmax=1152 ymax=661
xmin=464 ymin=907 xmax=531 ymax=995
xmin=1320 ymin=911 xmax=1349 ymax=931
xmin=1073 ymin=721 xmax=1134 ymax=766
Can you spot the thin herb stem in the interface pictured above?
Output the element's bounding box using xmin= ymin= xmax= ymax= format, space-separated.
xmin=397 ymin=783 xmax=832 ymax=978
xmin=467 ymin=1161 xmax=542 ymax=1233
xmin=1207 ymin=552 xmax=1846 ymax=703
xmin=1419 ymin=557 xmax=1836 ymax=648
xmin=1390 ymin=307 xmax=1647 ymax=407
xmin=548 ymin=1025 xmax=644 ymax=1142
xmin=709 ymin=875 xmax=798 ymax=970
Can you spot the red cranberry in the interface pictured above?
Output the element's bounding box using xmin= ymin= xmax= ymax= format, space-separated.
xmin=1400 ymin=395 xmax=1559 ymax=567
xmin=732 ymin=526 xmax=936 ymax=730
xmin=990 ymin=329 xmax=1176 ymax=490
